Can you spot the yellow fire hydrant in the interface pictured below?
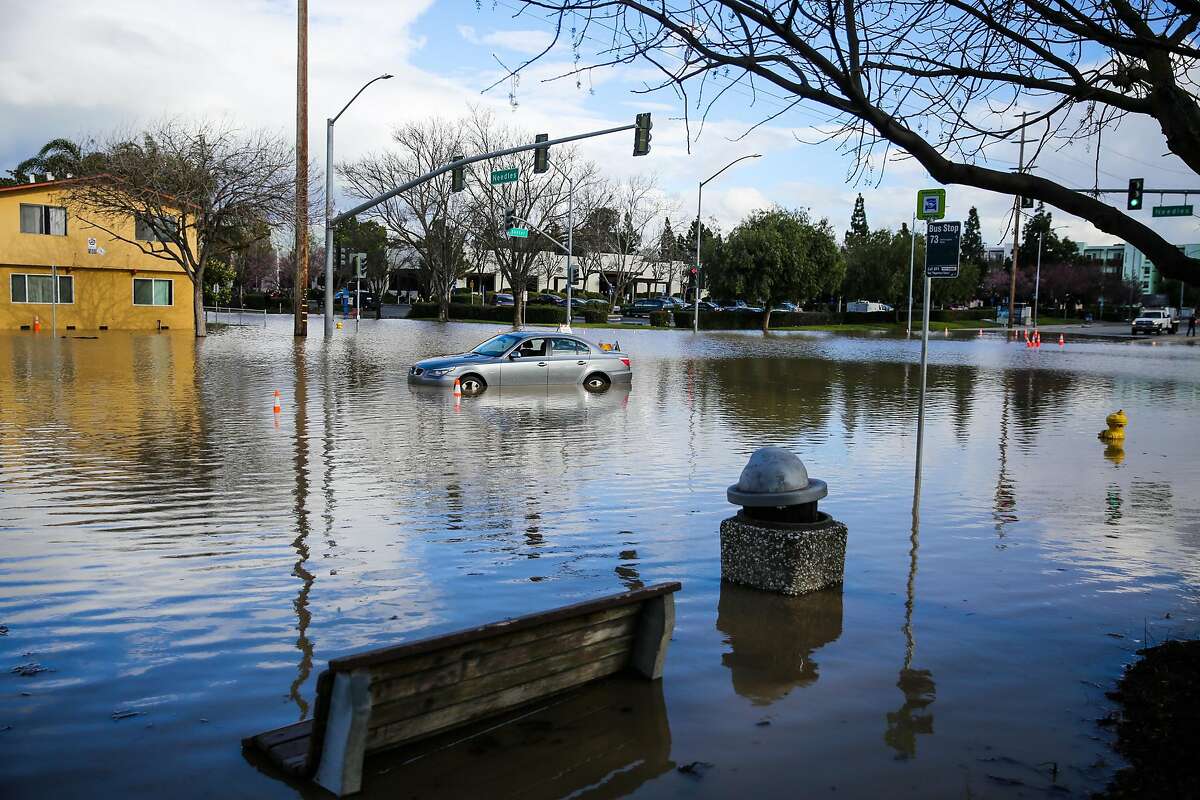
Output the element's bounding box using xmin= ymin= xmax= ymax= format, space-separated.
xmin=1098 ymin=409 xmax=1128 ymax=442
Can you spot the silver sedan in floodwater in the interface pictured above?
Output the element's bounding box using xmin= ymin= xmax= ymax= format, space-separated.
xmin=407 ymin=331 xmax=632 ymax=395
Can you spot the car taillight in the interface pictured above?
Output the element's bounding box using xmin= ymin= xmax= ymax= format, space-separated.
xmin=619 ymin=357 xmax=631 ymax=367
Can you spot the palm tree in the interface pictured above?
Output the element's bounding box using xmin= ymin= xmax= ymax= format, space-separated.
xmin=11 ymin=138 xmax=91 ymax=182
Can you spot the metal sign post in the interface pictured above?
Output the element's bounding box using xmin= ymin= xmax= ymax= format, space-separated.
xmin=917 ymin=216 xmax=960 ymax=480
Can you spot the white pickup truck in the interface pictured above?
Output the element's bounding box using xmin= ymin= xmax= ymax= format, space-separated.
xmin=1131 ymin=308 xmax=1179 ymax=335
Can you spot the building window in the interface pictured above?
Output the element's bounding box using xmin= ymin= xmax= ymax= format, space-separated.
xmin=135 ymin=214 xmax=178 ymax=242
xmin=10 ymin=273 xmax=73 ymax=304
xmin=133 ymin=277 xmax=173 ymax=306
xmin=19 ymin=204 xmax=68 ymax=236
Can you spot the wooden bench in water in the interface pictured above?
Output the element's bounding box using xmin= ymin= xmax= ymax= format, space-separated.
xmin=242 ymin=582 xmax=681 ymax=797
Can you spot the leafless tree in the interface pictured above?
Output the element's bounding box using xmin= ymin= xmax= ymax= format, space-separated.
xmin=458 ymin=108 xmax=579 ymax=328
xmin=63 ymin=120 xmax=296 ymax=336
xmin=340 ymin=118 xmax=473 ymax=322
xmin=598 ymin=174 xmax=672 ymax=302
xmin=516 ymin=0 xmax=1200 ymax=281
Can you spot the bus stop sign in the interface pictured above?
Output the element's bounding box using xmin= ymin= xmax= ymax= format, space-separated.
xmin=925 ymin=221 xmax=961 ymax=278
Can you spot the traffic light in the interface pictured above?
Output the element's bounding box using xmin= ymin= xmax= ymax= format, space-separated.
xmin=505 ymin=208 xmax=515 ymax=230
xmin=1021 ymin=195 xmax=1034 ymax=209
xmin=354 ymin=253 xmax=367 ymax=279
xmin=1127 ymin=178 xmax=1144 ymax=210
xmin=534 ymin=134 xmax=549 ymax=174
xmin=450 ymin=155 xmax=464 ymax=193
xmin=633 ymin=113 xmax=652 ymax=157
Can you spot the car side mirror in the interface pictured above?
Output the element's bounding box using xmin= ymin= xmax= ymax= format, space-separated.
xmin=509 ymin=352 xmax=521 ymax=360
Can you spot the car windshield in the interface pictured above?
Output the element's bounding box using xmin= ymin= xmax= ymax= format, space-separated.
xmin=473 ymin=333 xmax=525 ymax=357
xmin=1143 ymin=312 xmax=1164 ymax=318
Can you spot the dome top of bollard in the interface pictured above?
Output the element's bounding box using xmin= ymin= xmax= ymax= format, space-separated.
xmin=727 ymin=447 xmax=827 ymax=507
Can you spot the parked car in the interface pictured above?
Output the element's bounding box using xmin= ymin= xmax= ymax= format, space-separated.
xmin=772 ymin=302 xmax=799 ymax=313
xmin=698 ymin=300 xmax=722 ymax=312
xmin=408 ymin=331 xmax=632 ymax=395
xmin=494 ymin=293 xmax=514 ymax=307
xmin=530 ymin=293 xmax=566 ymax=307
xmin=1131 ymin=308 xmax=1177 ymax=335
xmin=722 ymin=300 xmax=763 ymax=312
xmin=627 ymin=298 xmax=673 ymax=317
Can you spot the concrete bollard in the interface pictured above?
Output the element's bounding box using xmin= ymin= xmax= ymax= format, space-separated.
xmin=719 ymin=447 xmax=848 ymax=596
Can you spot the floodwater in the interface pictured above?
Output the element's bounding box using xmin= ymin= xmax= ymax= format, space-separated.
xmin=1 ymin=320 xmax=1198 ymax=799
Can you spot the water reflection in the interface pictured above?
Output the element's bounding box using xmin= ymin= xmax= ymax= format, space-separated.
xmin=289 ymin=341 xmax=315 ymax=720
xmin=716 ymin=582 xmax=844 ymax=704
xmin=890 ymin=373 xmax=936 ymax=760
xmin=341 ymin=675 xmax=673 ymax=800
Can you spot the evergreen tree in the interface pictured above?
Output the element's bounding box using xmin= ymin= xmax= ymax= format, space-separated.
xmin=1022 ymin=203 xmax=1081 ymax=265
xmin=845 ymin=193 xmax=869 ymax=247
xmin=962 ymin=207 xmax=985 ymax=265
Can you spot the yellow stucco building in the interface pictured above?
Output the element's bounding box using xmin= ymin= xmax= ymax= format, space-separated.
xmin=0 ymin=180 xmax=196 ymax=332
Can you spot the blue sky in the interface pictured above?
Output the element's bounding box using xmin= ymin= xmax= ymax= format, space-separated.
xmin=1 ymin=0 xmax=1196 ymax=251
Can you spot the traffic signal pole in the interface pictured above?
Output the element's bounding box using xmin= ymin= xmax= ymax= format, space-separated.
xmin=332 ymin=122 xmax=638 ymax=227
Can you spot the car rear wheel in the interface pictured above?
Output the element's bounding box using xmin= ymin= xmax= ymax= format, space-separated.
xmin=583 ymin=373 xmax=611 ymax=393
xmin=459 ymin=374 xmax=487 ymax=396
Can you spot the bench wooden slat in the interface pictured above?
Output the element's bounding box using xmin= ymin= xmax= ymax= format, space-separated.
xmin=328 ymin=582 xmax=680 ymax=672
xmin=361 ymin=603 xmax=640 ymax=686
xmin=369 ymin=613 xmax=638 ymax=705
xmin=241 ymin=719 xmax=314 ymax=777
xmin=367 ymin=649 xmax=631 ymax=750
xmin=367 ymin=633 xmax=636 ymax=734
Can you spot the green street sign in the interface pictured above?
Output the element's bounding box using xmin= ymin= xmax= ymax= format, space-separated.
xmin=1152 ymin=204 xmax=1193 ymax=218
xmin=507 ymin=227 xmax=529 ymax=238
xmin=917 ymin=188 xmax=946 ymax=221
xmin=491 ymin=168 xmax=519 ymax=185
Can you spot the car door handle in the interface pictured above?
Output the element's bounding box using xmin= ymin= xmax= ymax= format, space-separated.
xmin=537 ymin=362 xmax=547 ymax=367
xmin=577 ymin=360 xmax=585 ymax=365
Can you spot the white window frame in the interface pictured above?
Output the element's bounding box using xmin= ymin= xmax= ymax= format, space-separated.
xmin=19 ymin=203 xmax=68 ymax=236
xmin=10 ymin=273 xmax=74 ymax=304
xmin=132 ymin=277 xmax=174 ymax=307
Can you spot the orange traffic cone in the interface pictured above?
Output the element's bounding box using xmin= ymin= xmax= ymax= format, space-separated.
xmin=33 ymin=315 xmax=41 ymax=333
xmin=452 ymin=378 xmax=462 ymax=397
xmin=273 ymin=390 xmax=281 ymax=414
xmin=1058 ymin=334 xmax=1065 ymax=347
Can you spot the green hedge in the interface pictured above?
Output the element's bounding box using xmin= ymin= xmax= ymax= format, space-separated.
xmin=672 ymin=310 xmax=836 ymax=329
xmin=407 ymin=302 xmax=565 ymax=324
xmin=843 ymin=311 xmax=896 ymax=324
xmin=582 ymin=306 xmax=612 ymax=324
xmin=649 ymin=310 xmax=671 ymax=327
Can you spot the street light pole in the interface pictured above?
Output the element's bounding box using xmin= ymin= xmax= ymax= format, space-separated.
xmin=324 ymin=73 xmax=392 ymax=339
xmin=693 ymin=153 xmax=761 ymax=333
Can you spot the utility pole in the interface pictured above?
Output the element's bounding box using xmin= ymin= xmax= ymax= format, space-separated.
xmin=1008 ymin=111 xmax=1029 ymax=330
xmin=293 ymin=0 xmax=309 ymax=337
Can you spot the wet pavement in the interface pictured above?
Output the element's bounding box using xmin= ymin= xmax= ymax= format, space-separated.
xmin=1 ymin=320 xmax=1198 ymax=798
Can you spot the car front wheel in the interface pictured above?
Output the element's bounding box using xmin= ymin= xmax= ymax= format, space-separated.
xmin=459 ymin=374 xmax=487 ymax=396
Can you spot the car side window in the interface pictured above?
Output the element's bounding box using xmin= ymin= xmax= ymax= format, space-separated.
xmin=550 ymin=337 xmax=580 ymax=355
xmin=572 ymin=340 xmax=590 ymax=354
xmin=516 ymin=338 xmax=547 ymax=357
